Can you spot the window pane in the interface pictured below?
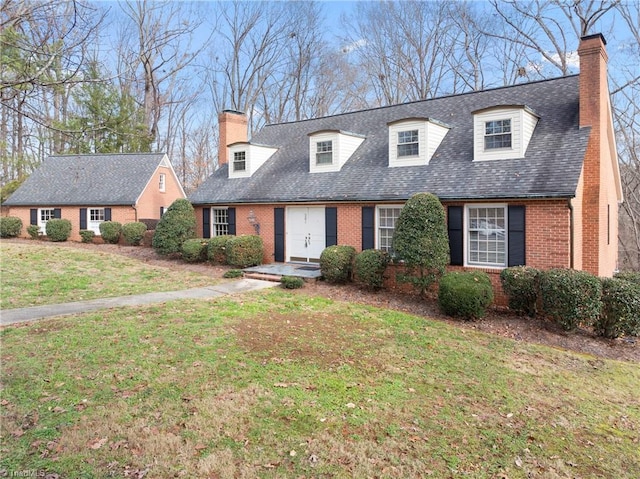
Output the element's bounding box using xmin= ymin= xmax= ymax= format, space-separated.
xmin=212 ymin=208 xmax=229 ymax=236
xmin=467 ymin=206 xmax=506 ymax=267
xmin=397 ymin=130 xmax=419 ymax=157
xmin=316 ymin=141 xmax=333 ymax=164
xmin=484 ymin=119 xmax=512 ymax=149
xmin=233 ymin=151 xmax=246 ymax=171
xmin=377 ymin=207 xmax=402 ymax=253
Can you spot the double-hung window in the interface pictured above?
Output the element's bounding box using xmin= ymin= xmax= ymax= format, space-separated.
xmin=159 ymin=173 xmax=166 ymax=192
xmin=233 ymin=151 xmax=246 ymax=172
xmin=397 ymin=130 xmax=419 ymax=157
xmin=315 ymin=140 xmax=333 ymax=165
xmin=212 ymin=208 xmax=229 ymax=236
xmin=467 ymin=205 xmax=506 ymax=267
xmin=484 ymin=119 xmax=512 ymax=150
xmin=38 ymin=208 xmax=55 ymax=234
xmin=377 ymin=206 xmax=403 ymax=254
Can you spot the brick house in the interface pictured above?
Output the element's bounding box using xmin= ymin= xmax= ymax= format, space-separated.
xmin=3 ymin=153 xmax=186 ymax=241
xmin=190 ymin=34 xmax=622 ymax=293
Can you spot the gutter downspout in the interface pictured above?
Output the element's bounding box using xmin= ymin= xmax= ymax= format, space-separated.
xmin=568 ymin=199 xmax=574 ymax=269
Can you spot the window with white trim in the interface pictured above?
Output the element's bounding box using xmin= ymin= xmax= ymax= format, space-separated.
xmin=212 ymin=208 xmax=229 ymax=236
xmin=233 ymin=151 xmax=246 ymax=172
xmin=88 ymin=208 xmax=105 ymax=234
xmin=377 ymin=206 xmax=403 ymax=253
xmin=38 ymin=208 xmax=55 ymax=234
xmin=315 ymin=140 xmax=333 ymax=165
xmin=397 ymin=130 xmax=419 ymax=157
xmin=484 ymin=119 xmax=512 ymax=150
xmin=159 ymin=173 xmax=166 ymax=192
xmin=467 ymin=205 xmax=506 ymax=267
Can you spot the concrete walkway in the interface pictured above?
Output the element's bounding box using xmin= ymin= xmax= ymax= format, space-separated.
xmin=0 ymin=279 xmax=277 ymax=326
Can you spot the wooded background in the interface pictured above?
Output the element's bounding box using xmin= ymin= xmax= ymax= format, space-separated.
xmin=1 ymin=0 xmax=638 ymax=270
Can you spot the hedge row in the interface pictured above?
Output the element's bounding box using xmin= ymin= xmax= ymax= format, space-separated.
xmin=180 ymin=234 xmax=264 ymax=268
xmin=500 ymin=266 xmax=640 ymax=338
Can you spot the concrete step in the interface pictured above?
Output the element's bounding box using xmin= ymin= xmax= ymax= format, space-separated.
xmin=244 ymin=272 xmax=283 ymax=282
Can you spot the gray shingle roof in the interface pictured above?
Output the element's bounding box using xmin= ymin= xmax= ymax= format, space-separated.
xmin=190 ymin=75 xmax=589 ymax=205
xmin=3 ymin=153 xmax=167 ymax=206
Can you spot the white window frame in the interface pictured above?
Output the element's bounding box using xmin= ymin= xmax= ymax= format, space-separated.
xmin=159 ymin=173 xmax=166 ymax=192
xmin=212 ymin=207 xmax=229 ymax=237
xmin=484 ymin=119 xmax=512 ymax=150
xmin=315 ymin=140 xmax=333 ymax=165
xmin=88 ymin=208 xmax=105 ymax=235
xmin=233 ymin=151 xmax=246 ymax=172
xmin=38 ymin=208 xmax=55 ymax=234
xmin=465 ymin=204 xmax=507 ymax=268
xmin=397 ymin=129 xmax=419 ymax=157
xmin=376 ymin=205 xmax=404 ymax=254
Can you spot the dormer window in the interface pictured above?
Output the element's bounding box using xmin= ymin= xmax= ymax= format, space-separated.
xmin=316 ymin=140 xmax=333 ymax=165
xmin=233 ymin=151 xmax=246 ymax=172
xmin=397 ymin=130 xmax=419 ymax=157
xmin=484 ymin=119 xmax=512 ymax=149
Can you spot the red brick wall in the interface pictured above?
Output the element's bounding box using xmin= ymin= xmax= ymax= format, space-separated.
xmin=136 ymin=165 xmax=186 ymax=220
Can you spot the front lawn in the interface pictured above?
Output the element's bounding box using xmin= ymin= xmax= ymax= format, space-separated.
xmin=1 ymin=288 xmax=638 ymax=478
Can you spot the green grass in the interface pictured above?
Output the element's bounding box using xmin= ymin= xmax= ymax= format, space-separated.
xmin=1 ymin=282 xmax=639 ymax=478
xmin=0 ymin=243 xmax=218 ymax=308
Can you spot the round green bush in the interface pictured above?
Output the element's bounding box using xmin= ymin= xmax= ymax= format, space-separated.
xmin=614 ymin=271 xmax=640 ymax=286
xmin=539 ymin=268 xmax=602 ymax=331
xmin=122 ymin=222 xmax=148 ymax=246
xmin=223 ymin=269 xmax=244 ymax=279
xmin=45 ymin=218 xmax=72 ymax=242
xmin=225 ymin=235 xmax=264 ymax=268
xmin=27 ymin=224 xmax=40 ymax=239
xmin=99 ymin=221 xmax=122 ymax=244
xmin=355 ymin=249 xmax=389 ymax=290
xmin=207 ymin=235 xmax=233 ymax=264
xmin=0 ymin=216 xmax=22 ymax=238
xmin=438 ymin=271 xmax=494 ymax=320
xmin=500 ymin=266 xmax=540 ymax=317
xmin=596 ymin=278 xmax=640 ymax=338
xmin=320 ymin=245 xmax=357 ymax=284
xmin=79 ymin=229 xmax=95 ymax=243
xmin=152 ymin=199 xmax=196 ymax=255
xmin=181 ymin=238 xmax=209 ymax=263
xmin=392 ymin=192 xmax=449 ymax=295
xmin=281 ymin=276 xmax=304 ymax=289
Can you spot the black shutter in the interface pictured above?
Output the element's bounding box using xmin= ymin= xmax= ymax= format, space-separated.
xmin=508 ymin=205 xmax=526 ymax=266
xmin=30 ymin=209 xmax=37 ymax=225
xmin=53 ymin=208 xmax=61 ymax=219
xmin=274 ymin=208 xmax=285 ymax=262
xmin=448 ymin=206 xmax=463 ymax=266
xmin=228 ymin=207 xmax=236 ymax=235
xmin=362 ymin=206 xmax=375 ymax=250
xmin=160 ymin=206 xmax=165 ymax=217
xmin=325 ymin=207 xmax=337 ymax=247
xmin=104 ymin=208 xmax=112 ymax=221
xmin=202 ymin=208 xmax=211 ymax=239
xmin=80 ymin=208 xmax=87 ymax=230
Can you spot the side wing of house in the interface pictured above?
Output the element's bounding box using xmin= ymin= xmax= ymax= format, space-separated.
xmin=135 ymin=154 xmax=187 ymax=220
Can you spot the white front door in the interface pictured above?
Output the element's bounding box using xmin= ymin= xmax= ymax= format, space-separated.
xmin=287 ymin=207 xmax=325 ymax=262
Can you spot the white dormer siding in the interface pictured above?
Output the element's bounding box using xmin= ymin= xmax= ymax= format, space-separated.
xmin=308 ymin=130 xmax=365 ymax=173
xmin=472 ymin=106 xmax=539 ymax=161
xmin=387 ymin=118 xmax=449 ymax=167
xmin=228 ymin=142 xmax=278 ymax=178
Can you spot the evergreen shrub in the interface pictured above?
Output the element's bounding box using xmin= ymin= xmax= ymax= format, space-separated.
xmin=0 ymin=217 xmax=22 ymax=238
xmin=99 ymin=221 xmax=122 ymax=244
xmin=320 ymin=245 xmax=357 ymax=284
xmin=152 ymin=199 xmax=196 ymax=255
xmin=614 ymin=271 xmax=640 ymax=286
xmin=354 ymin=249 xmax=389 ymax=290
xmin=45 ymin=219 xmax=72 ymax=242
xmin=27 ymin=225 xmax=40 ymax=239
xmin=226 ymin=235 xmax=264 ymax=268
xmin=122 ymin=222 xmax=147 ymax=246
xmin=500 ymin=266 xmax=540 ymax=317
xmin=79 ymin=230 xmax=95 ymax=243
xmin=595 ymin=278 xmax=640 ymax=338
xmin=207 ymin=235 xmax=233 ymax=264
xmin=181 ymin=238 xmax=209 ymax=263
xmin=438 ymin=271 xmax=494 ymax=320
xmin=223 ymin=269 xmax=243 ymax=278
xmin=281 ymin=276 xmax=304 ymax=289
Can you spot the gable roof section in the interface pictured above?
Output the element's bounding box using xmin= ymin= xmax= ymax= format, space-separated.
xmin=4 ymin=153 xmax=169 ymax=206
xmin=191 ymin=75 xmax=589 ymax=205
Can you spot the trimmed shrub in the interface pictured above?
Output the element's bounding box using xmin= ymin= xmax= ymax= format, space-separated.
xmin=500 ymin=266 xmax=540 ymax=317
xmin=226 ymin=235 xmax=264 ymax=268
xmin=438 ymin=271 xmax=494 ymax=320
xmin=281 ymin=276 xmax=304 ymax=289
xmin=355 ymin=249 xmax=389 ymax=290
xmin=223 ymin=269 xmax=244 ymax=279
xmin=99 ymin=221 xmax=122 ymax=244
xmin=392 ymin=192 xmax=449 ymax=296
xmin=79 ymin=229 xmax=95 ymax=243
xmin=45 ymin=218 xmax=72 ymax=242
xmin=320 ymin=245 xmax=357 ymax=284
xmin=122 ymin=222 xmax=148 ymax=246
xmin=207 ymin=235 xmax=233 ymax=264
xmin=0 ymin=216 xmax=22 ymax=238
xmin=152 ymin=198 xmax=196 ymax=255
xmin=539 ymin=268 xmax=602 ymax=331
xmin=614 ymin=271 xmax=640 ymax=286
xmin=27 ymin=225 xmax=40 ymax=239
xmin=595 ymin=278 xmax=640 ymax=338
xmin=181 ymin=238 xmax=209 ymax=263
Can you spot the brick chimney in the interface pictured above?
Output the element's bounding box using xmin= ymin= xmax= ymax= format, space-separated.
xmin=577 ymin=33 xmax=617 ymax=276
xmin=218 ymin=110 xmax=248 ymax=166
